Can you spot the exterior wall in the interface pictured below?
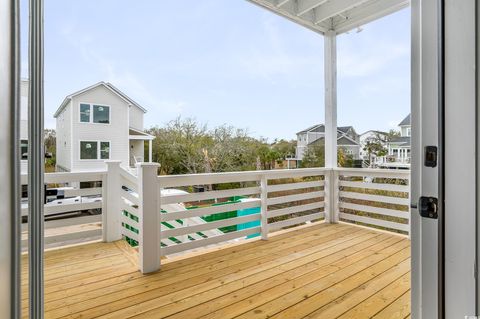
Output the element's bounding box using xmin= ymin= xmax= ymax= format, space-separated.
xmin=359 ymin=131 xmax=387 ymax=160
xmin=338 ymin=145 xmax=360 ymax=159
xmin=129 ymin=106 xmax=144 ymax=131
xmin=55 ymin=101 xmax=72 ymax=171
xmin=295 ymin=133 xmax=308 ymax=160
xmin=400 ymin=125 xmax=410 ymax=137
xmin=306 ymin=131 xmax=324 ymax=144
xmin=296 ymin=131 xmax=325 ymax=160
xmin=70 ymin=85 xmax=130 ymax=171
xmin=129 ymin=140 xmax=144 ymax=166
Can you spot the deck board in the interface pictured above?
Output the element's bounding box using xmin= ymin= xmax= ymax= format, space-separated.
xmin=21 ymin=222 xmax=411 ymax=318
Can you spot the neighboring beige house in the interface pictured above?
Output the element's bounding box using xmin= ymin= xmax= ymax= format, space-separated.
xmin=54 ymin=82 xmax=154 ymax=172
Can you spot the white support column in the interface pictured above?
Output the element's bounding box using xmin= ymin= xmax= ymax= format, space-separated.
xmin=324 ymin=30 xmax=337 ymax=169
xmin=324 ymin=31 xmax=338 ymax=224
xmin=104 ymin=160 xmax=122 ymax=242
xmin=148 ymin=139 xmax=153 ymax=162
xmin=136 ymin=162 xmax=161 ymax=273
xmin=260 ymin=175 xmax=268 ymax=240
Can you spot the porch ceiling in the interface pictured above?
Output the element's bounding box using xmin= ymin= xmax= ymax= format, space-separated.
xmin=129 ymin=128 xmax=155 ymax=140
xmin=246 ymin=0 xmax=409 ymax=35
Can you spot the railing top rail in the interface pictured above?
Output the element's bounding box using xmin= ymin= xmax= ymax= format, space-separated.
xmin=334 ymin=167 xmax=411 ymax=177
xmin=20 ymin=170 xmax=107 ymax=184
xmin=158 ymin=167 xmax=328 ymax=188
xmin=119 ymin=167 xmax=138 ymax=184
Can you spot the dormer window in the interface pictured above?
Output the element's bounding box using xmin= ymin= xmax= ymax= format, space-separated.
xmin=79 ymin=103 xmax=110 ymax=124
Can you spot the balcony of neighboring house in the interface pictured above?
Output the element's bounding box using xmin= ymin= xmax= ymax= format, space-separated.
xmin=129 ymin=127 xmax=155 ymax=167
xmin=20 ymin=165 xmax=411 ymax=318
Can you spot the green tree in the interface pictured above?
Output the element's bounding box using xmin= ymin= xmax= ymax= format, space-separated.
xmin=44 ymin=129 xmax=56 ymax=171
xmin=147 ymin=117 xmax=211 ymax=174
xmin=300 ymin=142 xmax=325 ymax=168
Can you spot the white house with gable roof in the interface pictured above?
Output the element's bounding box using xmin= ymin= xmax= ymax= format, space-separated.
xmin=54 ymin=82 xmax=154 ymax=172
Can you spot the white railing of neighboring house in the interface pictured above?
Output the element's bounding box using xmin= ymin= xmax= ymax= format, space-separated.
xmin=20 ymin=171 xmax=106 ymax=248
xmin=21 ymin=162 xmax=410 ymax=274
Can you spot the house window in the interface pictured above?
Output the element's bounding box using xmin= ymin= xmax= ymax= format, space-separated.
xmin=79 ymin=103 xmax=110 ymax=124
xmin=21 ymin=140 xmax=28 ymax=160
xmin=80 ymin=141 xmax=98 ymax=159
xmin=100 ymin=141 xmax=110 ymax=159
xmin=80 ymin=141 xmax=111 ymax=160
xmin=93 ymin=105 xmax=110 ymax=124
xmin=406 ymin=128 xmax=411 ymax=136
xmin=80 ymin=104 xmax=91 ymax=123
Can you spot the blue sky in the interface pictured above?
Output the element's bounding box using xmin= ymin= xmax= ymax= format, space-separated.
xmin=21 ymin=0 xmax=410 ymax=141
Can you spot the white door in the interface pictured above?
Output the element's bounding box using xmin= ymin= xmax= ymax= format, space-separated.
xmin=411 ymin=0 xmax=477 ymax=317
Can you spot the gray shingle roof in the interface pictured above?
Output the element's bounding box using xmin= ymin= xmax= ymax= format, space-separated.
xmin=296 ymin=124 xmax=324 ymax=134
xmin=398 ymin=114 xmax=411 ymax=126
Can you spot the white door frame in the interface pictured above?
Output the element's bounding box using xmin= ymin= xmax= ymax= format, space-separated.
xmin=411 ymin=0 xmax=443 ymax=317
xmin=412 ymin=0 xmax=477 ymax=317
xmin=444 ymin=0 xmax=476 ymax=317
xmin=0 ymin=0 xmax=21 ymax=317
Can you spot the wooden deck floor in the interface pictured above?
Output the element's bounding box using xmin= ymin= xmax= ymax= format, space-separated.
xmin=22 ymin=222 xmax=411 ymax=319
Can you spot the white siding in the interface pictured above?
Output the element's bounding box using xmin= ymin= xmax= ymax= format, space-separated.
xmin=129 ymin=106 xmax=144 ymax=131
xmin=70 ymin=85 xmax=129 ymax=171
xmin=55 ymin=101 xmax=72 ymax=171
xmin=129 ymin=140 xmax=145 ymax=166
xmin=306 ymin=131 xmax=324 ymax=144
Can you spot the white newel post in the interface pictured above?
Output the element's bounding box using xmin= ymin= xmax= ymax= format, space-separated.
xmin=260 ymin=175 xmax=268 ymax=240
xmin=324 ymin=170 xmax=332 ymax=223
xmin=332 ymin=169 xmax=339 ymax=223
xmin=103 ymin=160 xmax=123 ymax=242
xmin=148 ymin=139 xmax=153 ymax=162
xmin=324 ymin=169 xmax=339 ymax=224
xmin=137 ymin=162 xmax=161 ymax=273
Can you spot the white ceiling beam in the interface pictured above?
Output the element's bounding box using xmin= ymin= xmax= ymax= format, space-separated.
xmin=276 ymin=0 xmax=291 ymax=7
xmin=333 ymin=0 xmax=409 ymax=34
xmin=246 ymin=0 xmax=328 ymax=34
xmin=296 ymin=0 xmax=328 ymax=16
xmin=314 ymin=0 xmax=371 ymax=24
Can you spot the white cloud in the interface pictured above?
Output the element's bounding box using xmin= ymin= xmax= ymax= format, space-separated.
xmin=338 ymin=34 xmax=409 ymax=78
xmin=235 ymin=14 xmax=322 ymax=83
xmin=60 ymin=25 xmax=184 ymax=114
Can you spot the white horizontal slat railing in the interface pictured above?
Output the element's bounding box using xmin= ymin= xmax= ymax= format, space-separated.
xmin=22 ymin=161 xmax=411 ymax=273
xmin=334 ymin=168 xmax=411 ymax=235
xmin=155 ymin=168 xmax=327 ymax=262
xmin=20 ymin=170 xmax=106 ymax=249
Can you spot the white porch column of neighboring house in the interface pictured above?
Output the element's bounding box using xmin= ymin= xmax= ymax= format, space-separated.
xmin=148 ymin=139 xmax=153 ymax=162
xmin=324 ymin=30 xmax=338 ymax=223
